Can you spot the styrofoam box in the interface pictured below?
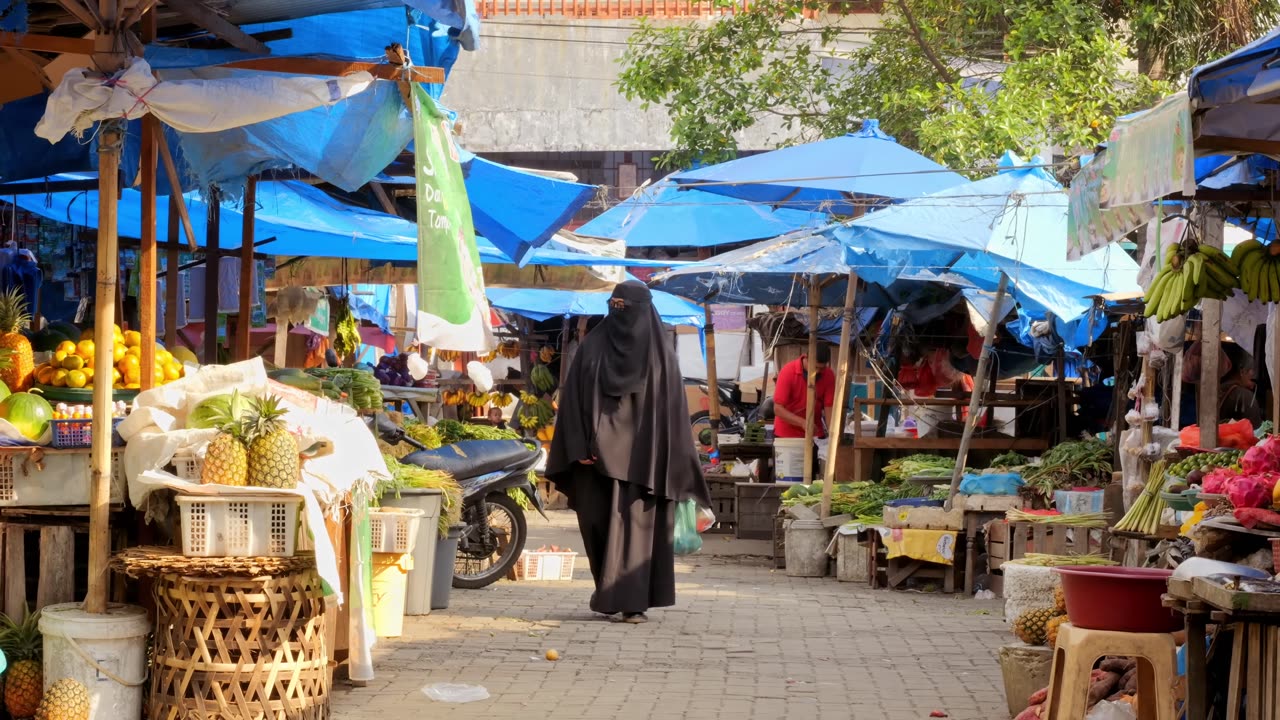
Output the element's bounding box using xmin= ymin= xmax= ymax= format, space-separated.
xmin=0 ymin=448 xmax=127 ymax=506
xmin=176 ymin=495 xmax=301 ymax=557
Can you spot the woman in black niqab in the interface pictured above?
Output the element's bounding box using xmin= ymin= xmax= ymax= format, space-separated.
xmin=547 ymin=281 xmax=709 ymax=623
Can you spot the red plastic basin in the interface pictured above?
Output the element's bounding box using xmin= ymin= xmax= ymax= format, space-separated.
xmin=1054 ymin=566 xmax=1180 ymax=633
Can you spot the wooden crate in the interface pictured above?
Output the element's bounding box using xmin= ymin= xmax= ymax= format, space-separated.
xmin=735 ymin=483 xmax=786 ymax=540
xmin=986 ymin=521 xmax=1108 ymax=572
xmin=704 ymin=473 xmax=737 ymax=534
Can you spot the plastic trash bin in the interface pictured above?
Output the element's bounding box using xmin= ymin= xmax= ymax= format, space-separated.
xmin=394 ymin=488 xmax=443 ymax=616
xmin=432 ymin=524 xmax=464 ymax=610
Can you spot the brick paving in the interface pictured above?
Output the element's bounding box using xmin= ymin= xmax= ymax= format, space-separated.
xmin=332 ymin=511 xmax=1010 ymax=720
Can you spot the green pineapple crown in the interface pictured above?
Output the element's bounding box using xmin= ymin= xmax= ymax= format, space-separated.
xmin=0 ymin=609 xmax=42 ymax=662
xmin=244 ymin=393 xmax=289 ymax=444
xmin=0 ymin=287 xmax=31 ymax=334
xmin=210 ymin=390 xmax=249 ymax=441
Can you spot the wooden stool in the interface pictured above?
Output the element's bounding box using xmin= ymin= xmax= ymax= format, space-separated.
xmin=1046 ymin=623 xmax=1178 ymax=720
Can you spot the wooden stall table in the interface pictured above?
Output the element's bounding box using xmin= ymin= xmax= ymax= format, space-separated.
xmin=1188 ymin=576 xmax=1280 ymax=720
xmin=381 ymin=385 xmax=440 ymax=420
xmin=1164 ymin=578 xmax=1212 ymax=720
xmin=111 ymin=547 xmax=330 ymax=720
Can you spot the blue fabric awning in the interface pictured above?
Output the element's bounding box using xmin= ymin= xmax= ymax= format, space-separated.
xmin=574 ymin=174 xmax=827 ymax=248
xmin=669 ymin=119 xmax=968 ymax=215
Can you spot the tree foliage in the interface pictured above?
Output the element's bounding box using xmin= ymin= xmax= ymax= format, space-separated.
xmin=617 ymin=0 xmax=1279 ymax=171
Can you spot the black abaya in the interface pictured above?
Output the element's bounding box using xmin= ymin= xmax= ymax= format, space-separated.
xmin=565 ymin=464 xmax=675 ymax=615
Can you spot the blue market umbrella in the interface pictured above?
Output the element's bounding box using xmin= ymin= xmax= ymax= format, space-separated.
xmin=575 ymin=174 xmax=826 ymax=249
xmin=670 ymin=119 xmax=968 ymax=215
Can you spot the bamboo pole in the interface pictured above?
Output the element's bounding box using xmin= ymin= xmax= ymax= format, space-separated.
xmin=1198 ymin=211 xmax=1224 ymax=447
xmin=703 ymin=303 xmax=721 ymax=455
xmin=235 ymin=177 xmax=256 ymax=360
xmin=820 ymin=273 xmax=858 ymax=518
xmin=204 ymin=189 xmax=220 ymax=364
xmin=165 ymin=194 xmax=180 ymax=349
xmin=139 ymin=115 xmax=158 ymax=390
xmin=802 ymin=278 xmax=820 ymax=483
xmin=86 ymin=122 xmax=122 ymax=615
xmin=945 ymin=273 xmax=1008 ymax=511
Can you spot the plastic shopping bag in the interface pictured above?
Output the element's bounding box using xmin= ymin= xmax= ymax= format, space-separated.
xmin=673 ymin=500 xmax=703 ymax=555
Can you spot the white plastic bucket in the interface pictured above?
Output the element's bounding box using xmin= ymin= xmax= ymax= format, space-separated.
xmin=394 ymin=488 xmax=444 ymax=616
xmin=39 ymin=603 xmax=149 ymax=720
xmin=785 ymin=519 xmax=830 ymax=577
xmin=773 ymin=437 xmax=809 ymax=482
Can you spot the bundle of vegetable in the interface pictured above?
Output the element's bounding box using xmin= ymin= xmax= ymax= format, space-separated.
xmin=403 ymin=420 xmax=442 ymax=449
xmin=306 ymin=368 xmax=384 ymax=411
xmin=1022 ymin=440 xmax=1112 ymax=503
xmin=434 ymin=419 xmax=521 ymax=445
xmin=1007 ymin=508 xmax=1109 ymax=528
xmin=881 ymin=454 xmax=955 ymax=485
xmin=1114 ymin=459 xmax=1168 ymax=534
xmin=783 ymin=480 xmax=926 ymax=519
xmin=1007 ymin=552 xmax=1117 ymax=567
xmin=989 ymin=451 xmax=1029 ymax=469
xmin=379 ymin=454 xmax=464 ymax=537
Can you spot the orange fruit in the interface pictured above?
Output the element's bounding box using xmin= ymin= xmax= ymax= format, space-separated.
xmin=123 ymin=330 xmax=142 ymax=348
xmin=124 ymin=367 xmax=141 ymax=385
xmin=76 ymin=340 xmax=94 ymax=359
xmin=545 ymin=649 xmax=560 ymax=662
xmin=52 ymin=369 xmax=69 ymax=387
xmin=125 ymin=346 xmax=141 ymax=358
xmin=62 ymin=355 xmax=84 ymax=371
xmin=124 ymin=382 xmax=140 ymax=390
xmin=53 ymin=349 xmax=68 ymax=365
xmin=34 ymin=364 xmax=54 ymax=385
xmin=56 ymin=341 xmax=76 ymax=355
xmin=112 ymin=368 xmax=122 ymax=384
xmin=66 ymin=370 xmax=87 ymax=389
xmin=119 ymin=355 xmax=140 ymax=374
xmin=163 ymin=364 xmax=181 ymax=382
xmin=112 ymin=345 xmax=127 ymax=363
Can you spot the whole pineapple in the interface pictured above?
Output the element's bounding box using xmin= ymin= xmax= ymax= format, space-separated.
xmin=245 ymin=395 xmax=300 ymax=489
xmin=201 ymin=391 xmax=248 ymax=487
xmin=34 ymin=679 xmax=88 ymax=720
xmin=0 ymin=288 xmax=34 ymax=392
xmin=1054 ymin=585 xmax=1067 ymax=615
xmin=1046 ymin=615 xmax=1070 ymax=648
xmin=1013 ymin=607 xmax=1058 ymax=646
xmin=0 ymin=610 xmax=43 ymax=718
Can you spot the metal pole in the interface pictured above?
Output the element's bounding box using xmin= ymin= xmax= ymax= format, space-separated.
xmin=704 ymin=304 xmax=721 ymax=455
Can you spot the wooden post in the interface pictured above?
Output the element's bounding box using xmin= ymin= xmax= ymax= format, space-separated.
xmin=703 ymin=304 xmax=721 ymax=455
xmin=204 ymin=189 xmax=221 ymax=365
xmin=236 ymin=177 xmax=257 ymax=360
xmin=37 ymin=526 xmax=75 ymax=609
xmin=275 ymin=322 xmax=289 ymax=367
xmin=165 ymin=194 xmax=181 ymax=350
xmin=1272 ymin=304 xmax=1280 ymax=427
xmin=1055 ymin=346 xmax=1068 ymax=444
xmin=3 ymin=527 xmax=24 ymax=619
xmin=139 ymin=116 xmax=158 ymax=390
xmin=820 ymin=273 xmax=858 ymax=518
xmin=86 ymin=121 xmax=123 ymax=615
xmin=945 ymin=273 xmax=1008 ymax=511
xmin=802 ymin=277 xmax=820 ymax=483
xmin=558 ymin=315 xmax=571 ymax=390
xmin=1198 ymin=211 xmax=1224 ymax=447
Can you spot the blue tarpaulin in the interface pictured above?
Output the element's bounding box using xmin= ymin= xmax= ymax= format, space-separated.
xmin=486 ymin=286 xmax=705 ymax=327
xmin=670 ymin=120 xmax=969 ymax=215
xmin=574 ymin=174 xmax=827 ymax=248
xmin=1184 ymin=24 xmax=1280 ymax=153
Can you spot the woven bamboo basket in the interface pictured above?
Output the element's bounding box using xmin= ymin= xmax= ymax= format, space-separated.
xmin=149 ymin=569 xmax=330 ymax=720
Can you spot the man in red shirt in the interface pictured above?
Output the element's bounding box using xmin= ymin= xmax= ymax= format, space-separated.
xmin=772 ymin=345 xmax=836 ymax=439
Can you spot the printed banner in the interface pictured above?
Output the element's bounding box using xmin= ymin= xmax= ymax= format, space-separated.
xmin=413 ymin=85 xmax=495 ymax=352
xmin=1100 ymin=94 xmax=1196 ymax=209
xmin=1066 ymin=156 xmax=1156 ymax=260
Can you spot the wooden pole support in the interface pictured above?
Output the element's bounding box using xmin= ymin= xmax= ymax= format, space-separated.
xmin=204 ymin=191 xmax=221 ymax=365
xmin=86 ymin=121 xmax=123 ymax=615
xmin=139 ymin=115 xmax=158 ymax=389
xmin=803 ymin=277 xmax=820 ymax=483
xmin=236 ymin=177 xmax=257 ymax=361
xmin=820 ymin=273 xmax=858 ymax=518
xmin=165 ymin=194 xmax=180 ymax=349
xmin=704 ymin=304 xmax=721 ymax=456
xmin=1198 ymin=211 xmax=1225 ymax=448
xmin=945 ymin=272 xmax=1008 ymax=511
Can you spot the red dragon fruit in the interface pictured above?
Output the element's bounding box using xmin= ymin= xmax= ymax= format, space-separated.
xmin=1202 ymin=467 xmax=1239 ymax=494
xmin=1241 ymin=436 xmax=1280 ymax=474
xmin=1227 ymin=472 xmax=1280 ymax=509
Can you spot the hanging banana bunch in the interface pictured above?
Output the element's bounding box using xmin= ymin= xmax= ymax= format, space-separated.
xmin=498 ymin=341 xmax=521 ymax=359
xmin=1233 ymin=237 xmax=1280 ymax=304
xmin=539 ymin=346 xmax=554 ymax=364
xmin=531 ymin=364 xmax=556 ymax=393
xmin=1145 ymin=240 xmax=1239 ymax=321
xmin=490 ymin=392 xmax=515 ymax=408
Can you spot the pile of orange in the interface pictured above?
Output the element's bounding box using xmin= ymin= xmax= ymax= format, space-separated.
xmin=34 ymin=325 xmax=186 ymax=390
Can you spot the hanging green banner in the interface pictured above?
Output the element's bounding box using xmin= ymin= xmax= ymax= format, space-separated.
xmin=413 ymin=85 xmax=494 ymax=351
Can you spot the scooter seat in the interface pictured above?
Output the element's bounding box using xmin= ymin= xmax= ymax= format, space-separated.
xmin=401 ymin=439 xmax=538 ymax=479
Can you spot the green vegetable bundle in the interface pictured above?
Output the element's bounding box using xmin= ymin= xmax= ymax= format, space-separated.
xmin=1022 ymin=440 xmax=1113 ymax=504
xmin=989 ymin=451 xmax=1029 ymax=469
xmin=434 ymin=419 xmax=521 ymax=444
xmin=306 ymin=368 xmax=384 ymax=411
xmin=379 ymin=454 xmax=464 ymax=537
xmin=783 ymin=481 xmax=926 ymax=519
xmin=1008 ymin=553 xmax=1117 ymax=567
xmin=881 ymin=454 xmax=955 ymax=485
xmin=1114 ymin=458 xmax=1168 ymax=536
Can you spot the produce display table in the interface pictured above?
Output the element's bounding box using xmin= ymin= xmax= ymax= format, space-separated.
xmin=1163 ymin=578 xmax=1211 ymax=720
xmin=381 ymin=385 xmax=440 ymax=420
xmin=111 ymin=548 xmax=330 ymax=720
xmin=1186 ymin=576 xmax=1280 ymax=720
xmin=846 ymin=437 xmax=1049 ymax=482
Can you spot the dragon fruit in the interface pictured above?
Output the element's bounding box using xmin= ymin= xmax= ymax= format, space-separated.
xmin=1202 ymin=467 xmax=1239 ymax=494
xmin=1241 ymin=435 xmax=1280 ymax=474
xmin=1227 ymin=472 xmax=1280 ymax=509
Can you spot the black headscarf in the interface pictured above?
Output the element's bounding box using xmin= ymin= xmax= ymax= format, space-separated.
xmin=547 ymin=282 xmax=709 ymax=506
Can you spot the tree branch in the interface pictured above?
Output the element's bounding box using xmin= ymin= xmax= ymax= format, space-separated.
xmin=893 ymin=0 xmax=958 ymax=84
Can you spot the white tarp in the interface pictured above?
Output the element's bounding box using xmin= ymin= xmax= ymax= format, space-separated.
xmin=35 ymin=57 xmax=374 ymax=142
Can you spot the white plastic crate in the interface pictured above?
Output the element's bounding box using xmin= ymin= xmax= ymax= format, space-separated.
xmin=172 ymin=452 xmax=202 ymax=482
xmin=368 ymin=507 xmax=426 ymax=554
xmin=176 ymin=495 xmax=301 ymax=557
xmin=517 ymin=550 xmax=577 ymax=581
xmin=0 ymin=448 xmax=127 ymax=507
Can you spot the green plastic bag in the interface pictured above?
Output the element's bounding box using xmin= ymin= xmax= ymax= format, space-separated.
xmin=673 ymin=500 xmax=703 ymax=555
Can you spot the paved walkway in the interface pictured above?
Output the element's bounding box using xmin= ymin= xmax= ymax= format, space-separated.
xmin=332 ymin=512 xmax=1010 ymax=720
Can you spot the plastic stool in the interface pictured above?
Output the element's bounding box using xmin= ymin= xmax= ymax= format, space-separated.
xmin=1045 ymin=623 xmax=1178 ymax=720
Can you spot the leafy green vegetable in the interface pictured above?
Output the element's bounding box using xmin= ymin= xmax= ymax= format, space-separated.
xmin=882 ymin=454 xmax=955 ymax=485
xmin=989 ymin=452 xmax=1029 ymax=469
xmin=378 ymin=454 xmax=464 ymax=538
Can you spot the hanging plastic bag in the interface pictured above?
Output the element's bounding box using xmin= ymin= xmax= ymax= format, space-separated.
xmin=673 ymin=500 xmax=703 ymax=555
xmin=696 ymin=506 xmax=716 ymax=533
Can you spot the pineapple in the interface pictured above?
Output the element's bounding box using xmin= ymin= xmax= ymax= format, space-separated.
xmin=1046 ymin=615 xmax=1070 ymax=648
xmin=201 ymin=391 xmax=249 ymax=487
xmin=0 ymin=288 xmax=34 ymax=392
xmin=1054 ymin=585 xmax=1067 ymax=615
xmin=34 ymin=678 xmax=88 ymax=720
xmin=1013 ymin=607 xmax=1058 ymax=646
xmin=0 ymin=610 xmax=43 ymax=718
xmin=245 ymin=394 xmax=300 ymax=489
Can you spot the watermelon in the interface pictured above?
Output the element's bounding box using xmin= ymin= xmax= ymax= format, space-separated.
xmin=0 ymin=392 xmax=53 ymax=441
xmin=47 ymin=321 xmax=80 ymax=340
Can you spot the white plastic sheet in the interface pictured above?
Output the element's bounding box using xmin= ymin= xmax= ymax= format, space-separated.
xmin=36 ymin=58 xmax=374 ymax=143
